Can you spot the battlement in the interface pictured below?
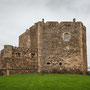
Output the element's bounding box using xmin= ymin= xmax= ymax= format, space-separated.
xmin=29 ymin=18 xmax=85 ymax=29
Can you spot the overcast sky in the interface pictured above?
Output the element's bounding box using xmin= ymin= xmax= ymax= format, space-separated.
xmin=0 ymin=0 xmax=90 ymax=66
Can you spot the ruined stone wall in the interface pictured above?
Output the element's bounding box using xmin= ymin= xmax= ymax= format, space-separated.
xmin=0 ymin=46 xmax=38 ymax=75
xmin=19 ymin=29 xmax=30 ymax=48
xmin=82 ymin=26 xmax=87 ymax=73
xmin=30 ymin=24 xmax=38 ymax=53
xmin=0 ymin=19 xmax=87 ymax=75
xmin=0 ymin=23 xmax=39 ymax=75
xmin=39 ymin=21 xmax=86 ymax=74
xmin=19 ymin=24 xmax=38 ymax=53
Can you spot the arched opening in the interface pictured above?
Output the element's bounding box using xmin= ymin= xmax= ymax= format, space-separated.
xmin=64 ymin=33 xmax=69 ymax=41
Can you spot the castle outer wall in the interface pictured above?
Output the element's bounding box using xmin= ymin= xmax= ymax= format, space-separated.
xmin=0 ymin=19 xmax=87 ymax=75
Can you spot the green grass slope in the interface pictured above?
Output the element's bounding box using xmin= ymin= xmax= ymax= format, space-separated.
xmin=0 ymin=74 xmax=90 ymax=90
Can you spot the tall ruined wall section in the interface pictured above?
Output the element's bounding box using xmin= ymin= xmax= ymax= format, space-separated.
xmin=19 ymin=29 xmax=30 ymax=47
xmin=0 ymin=24 xmax=38 ymax=75
xmin=30 ymin=24 xmax=38 ymax=53
xmin=19 ymin=24 xmax=38 ymax=54
xmin=82 ymin=26 xmax=87 ymax=73
xmin=39 ymin=20 xmax=87 ymax=74
xmin=0 ymin=46 xmax=38 ymax=75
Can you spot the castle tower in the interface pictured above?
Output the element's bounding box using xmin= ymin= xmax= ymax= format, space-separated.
xmin=37 ymin=18 xmax=87 ymax=74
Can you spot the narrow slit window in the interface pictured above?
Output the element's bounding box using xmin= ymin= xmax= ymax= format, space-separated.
xmin=64 ymin=33 xmax=69 ymax=41
xmin=47 ymin=62 xmax=51 ymax=65
xmin=59 ymin=62 xmax=62 ymax=66
xmin=31 ymin=53 xmax=35 ymax=58
xmin=16 ymin=53 xmax=21 ymax=57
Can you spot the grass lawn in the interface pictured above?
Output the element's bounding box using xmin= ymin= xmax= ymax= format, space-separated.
xmin=0 ymin=74 xmax=90 ymax=90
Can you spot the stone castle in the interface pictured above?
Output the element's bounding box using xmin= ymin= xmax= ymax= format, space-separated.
xmin=0 ymin=19 xmax=87 ymax=75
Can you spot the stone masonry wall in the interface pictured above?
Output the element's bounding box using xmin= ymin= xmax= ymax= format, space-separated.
xmin=39 ymin=20 xmax=87 ymax=74
xmin=0 ymin=19 xmax=87 ymax=75
xmin=0 ymin=23 xmax=39 ymax=75
xmin=19 ymin=29 xmax=30 ymax=48
xmin=82 ymin=26 xmax=87 ymax=73
xmin=0 ymin=45 xmax=38 ymax=75
xmin=0 ymin=21 xmax=41 ymax=75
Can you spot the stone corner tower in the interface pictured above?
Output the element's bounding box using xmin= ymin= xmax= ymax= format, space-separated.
xmin=37 ymin=18 xmax=87 ymax=74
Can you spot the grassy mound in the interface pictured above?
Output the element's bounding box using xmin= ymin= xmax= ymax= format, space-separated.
xmin=0 ymin=74 xmax=90 ymax=90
